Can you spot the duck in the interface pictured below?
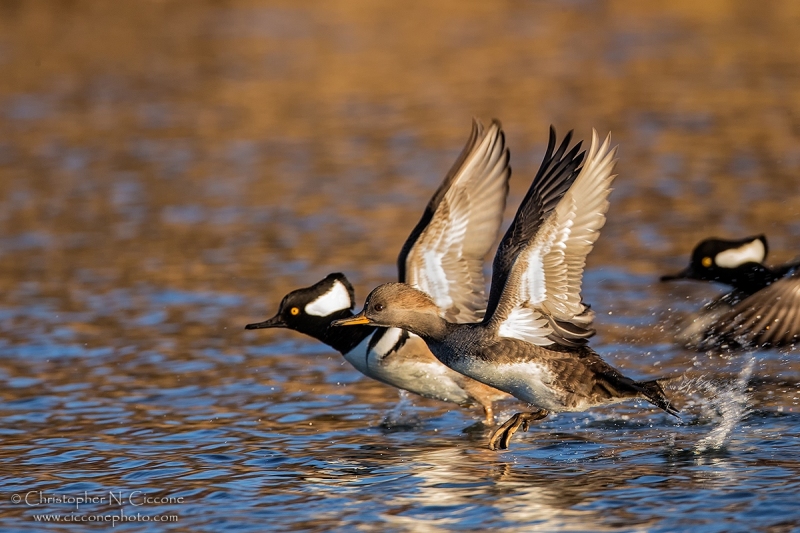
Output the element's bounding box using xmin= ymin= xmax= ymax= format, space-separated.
xmin=246 ymin=119 xmax=517 ymax=424
xmin=333 ymin=129 xmax=679 ymax=450
xmin=661 ymin=235 xmax=800 ymax=350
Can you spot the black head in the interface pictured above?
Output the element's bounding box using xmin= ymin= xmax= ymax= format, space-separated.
xmin=661 ymin=235 xmax=769 ymax=287
xmin=245 ymin=273 xmax=356 ymax=336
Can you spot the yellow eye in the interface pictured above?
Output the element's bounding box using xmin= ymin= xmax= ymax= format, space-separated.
xmin=701 ymin=257 xmax=713 ymax=268
xmin=290 ymin=307 xmax=300 ymax=316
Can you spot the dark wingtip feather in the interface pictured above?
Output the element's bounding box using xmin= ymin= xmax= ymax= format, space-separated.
xmin=483 ymin=127 xmax=586 ymax=323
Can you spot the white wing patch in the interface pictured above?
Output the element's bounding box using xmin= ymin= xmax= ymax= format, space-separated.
xmin=497 ymin=307 xmax=552 ymax=345
xmin=304 ymin=280 xmax=352 ymax=317
xmin=715 ymin=239 xmax=766 ymax=268
xmin=523 ymin=248 xmax=548 ymax=305
xmin=420 ymin=248 xmax=453 ymax=313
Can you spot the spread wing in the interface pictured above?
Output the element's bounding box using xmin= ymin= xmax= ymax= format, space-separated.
xmin=702 ymin=269 xmax=800 ymax=348
xmin=398 ymin=119 xmax=511 ymax=323
xmin=485 ymin=130 xmax=618 ymax=347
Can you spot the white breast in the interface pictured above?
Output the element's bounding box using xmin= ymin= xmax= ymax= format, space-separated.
xmin=368 ymin=327 xmax=405 ymax=361
xmin=341 ymin=331 xmax=472 ymax=405
xmin=341 ymin=329 xmax=408 ymax=377
xmin=342 ymin=336 xmax=372 ymax=376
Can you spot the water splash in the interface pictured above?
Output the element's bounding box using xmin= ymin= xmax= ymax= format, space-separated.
xmin=381 ymin=389 xmax=422 ymax=429
xmin=692 ymin=357 xmax=755 ymax=453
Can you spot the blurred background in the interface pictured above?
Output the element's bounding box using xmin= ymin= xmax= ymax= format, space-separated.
xmin=2 ymin=1 xmax=800 ymax=531
xmin=2 ymin=1 xmax=799 ymax=304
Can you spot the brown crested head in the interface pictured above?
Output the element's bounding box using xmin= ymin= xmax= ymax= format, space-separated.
xmin=363 ymin=282 xmax=438 ymax=318
xmin=355 ymin=283 xmax=446 ymax=337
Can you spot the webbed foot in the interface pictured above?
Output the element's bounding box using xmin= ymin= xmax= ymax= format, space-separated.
xmin=488 ymin=409 xmax=548 ymax=450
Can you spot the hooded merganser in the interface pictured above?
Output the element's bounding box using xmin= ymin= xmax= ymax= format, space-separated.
xmin=661 ymin=235 xmax=800 ymax=349
xmin=334 ymin=130 xmax=679 ymax=449
xmin=246 ymin=120 xmax=516 ymax=423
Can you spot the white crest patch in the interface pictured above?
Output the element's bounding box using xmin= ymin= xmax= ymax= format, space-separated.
xmin=368 ymin=327 xmax=404 ymax=360
xmin=497 ymin=306 xmax=553 ymax=346
xmin=304 ymin=280 xmax=352 ymax=316
xmin=715 ymin=239 xmax=766 ymax=268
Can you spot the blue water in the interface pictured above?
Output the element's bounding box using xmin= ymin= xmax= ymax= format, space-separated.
xmin=1 ymin=273 xmax=799 ymax=531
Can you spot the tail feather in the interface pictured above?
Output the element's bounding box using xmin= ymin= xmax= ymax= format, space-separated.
xmin=636 ymin=379 xmax=680 ymax=418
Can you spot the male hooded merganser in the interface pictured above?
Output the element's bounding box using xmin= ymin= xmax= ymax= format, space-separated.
xmin=246 ymin=120 xmax=517 ymax=424
xmin=661 ymin=235 xmax=800 ymax=349
xmin=334 ymin=130 xmax=679 ymax=449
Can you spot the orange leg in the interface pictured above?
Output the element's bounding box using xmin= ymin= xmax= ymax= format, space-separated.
xmin=482 ymin=403 xmax=495 ymax=425
xmin=488 ymin=409 xmax=549 ymax=450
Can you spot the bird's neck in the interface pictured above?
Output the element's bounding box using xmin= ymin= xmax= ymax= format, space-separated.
xmin=300 ymin=311 xmax=375 ymax=354
xmin=401 ymin=313 xmax=451 ymax=343
xmin=717 ymin=263 xmax=779 ymax=293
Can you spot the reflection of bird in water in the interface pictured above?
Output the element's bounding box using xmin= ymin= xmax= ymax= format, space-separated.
xmin=335 ymin=129 xmax=679 ymax=449
xmin=661 ymin=235 xmax=800 ymax=350
xmin=372 ymin=446 xmax=658 ymax=531
xmin=246 ymin=120 xmax=512 ymax=424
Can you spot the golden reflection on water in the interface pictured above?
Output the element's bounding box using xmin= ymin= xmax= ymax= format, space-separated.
xmin=1 ymin=0 xmax=800 ymax=530
xmin=2 ymin=1 xmax=800 ymax=295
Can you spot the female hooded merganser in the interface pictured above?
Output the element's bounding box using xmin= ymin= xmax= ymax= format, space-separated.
xmin=661 ymin=235 xmax=800 ymax=349
xmin=246 ymin=120 xmax=521 ymax=423
xmin=334 ymin=130 xmax=679 ymax=449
